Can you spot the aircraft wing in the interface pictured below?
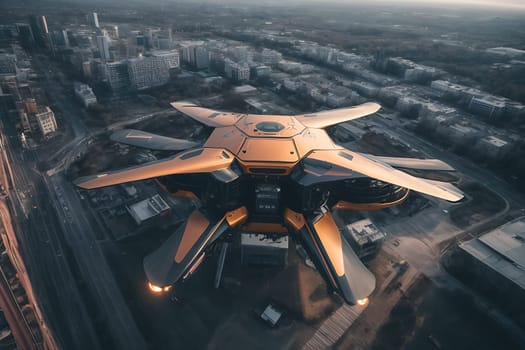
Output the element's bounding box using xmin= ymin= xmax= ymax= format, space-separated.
xmin=74 ymin=148 xmax=234 ymax=189
xmin=144 ymin=206 xmax=247 ymax=286
xmin=111 ymin=129 xmax=200 ymax=151
xmin=171 ymin=101 xmax=244 ymax=127
xmin=295 ymin=102 xmax=381 ymax=128
xmin=144 ymin=209 xmax=229 ymax=286
xmin=291 ymin=210 xmax=375 ymax=304
xmin=370 ymin=156 xmax=455 ymax=171
xmin=305 ymin=149 xmax=464 ymax=202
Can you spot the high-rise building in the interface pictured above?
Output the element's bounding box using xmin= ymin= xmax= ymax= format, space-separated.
xmin=180 ymin=42 xmax=209 ymax=69
xmin=16 ymin=23 xmax=35 ymax=48
xmin=28 ymin=15 xmax=49 ymax=48
xmin=127 ymin=55 xmax=170 ymax=90
xmin=104 ymin=61 xmax=130 ymax=93
xmin=61 ymin=30 xmax=70 ymax=47
xmin=91 ymin=12 xmax=100 ymax=28
xmin=97 ymin=34 xmax=110 ymax=62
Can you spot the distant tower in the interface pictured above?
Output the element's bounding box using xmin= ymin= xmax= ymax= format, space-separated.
xmin=61 ymin=30 xmax=70 ymax=47
xmin=16 ymin=23 xmax=35 ymax=48
xmin=97 ymin=34 xmax=110 ymax=62
xmin=29 ymin=15 xmax=49 ymax=48
xmin=91 ymin=12 xmax=100 ymax=28
xmin=114 ymin=26 xmax=119 ymax=39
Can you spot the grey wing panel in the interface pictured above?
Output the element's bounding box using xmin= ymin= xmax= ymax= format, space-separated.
xmin=111 ymin=129 xmax=199 ymax=151
xmin=371 ymin=155 xmax=455 ymax=171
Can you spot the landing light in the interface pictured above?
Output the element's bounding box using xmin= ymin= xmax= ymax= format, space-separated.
xmin=148 ymin=282 xmax=172 ymax=294
xmin=357 ymin=297 xmax=369 ymax=306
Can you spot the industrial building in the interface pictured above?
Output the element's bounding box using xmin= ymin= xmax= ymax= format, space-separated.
xmin=126 ymin=194 xmax=170 ymax=225
xmin=343 ymin=219 xmax=386 ymax=260
xmin=447 ymin=217 xmax=525 ymax=327
xmin=240 ymin=233 xmax=288 ymax=266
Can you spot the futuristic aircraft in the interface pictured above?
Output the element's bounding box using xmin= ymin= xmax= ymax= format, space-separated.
xmin=74 ymin=101 xmax=463 ymax=305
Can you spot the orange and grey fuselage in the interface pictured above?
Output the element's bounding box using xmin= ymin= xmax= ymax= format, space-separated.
xmin=75 ymin=101 xmax=463 ymax=305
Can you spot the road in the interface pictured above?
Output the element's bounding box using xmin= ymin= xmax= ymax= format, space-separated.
xmin=45 ymin=172 xmax=146 ymax=349
xmin=0 ymin=119 xmax=101 ymax=349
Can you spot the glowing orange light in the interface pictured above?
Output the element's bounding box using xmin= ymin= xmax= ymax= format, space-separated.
xmin=357 ymin=297 xmax=369 ymax=306
xmin=148 ymin=282 xmax=172 ymax=294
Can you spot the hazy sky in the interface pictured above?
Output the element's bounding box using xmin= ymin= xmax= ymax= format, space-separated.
xmin=284 ymin=0 xmax=525 ymax=10
xmin=179 ymin=0 xmax=525 ymax=10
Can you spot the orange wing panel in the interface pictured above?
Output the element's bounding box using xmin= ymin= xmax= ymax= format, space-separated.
xmin=171 ymin=101 xmax=243 ymax=127
xmin=75 ymin=148 xmax=234 ymax=189
xmin=175 ymin=210 xmax=210 ymax=263
xmin=204 ymin=126 xmax=246 ymax=154
xmin=312 ymin=212 xmax=344 ymax=277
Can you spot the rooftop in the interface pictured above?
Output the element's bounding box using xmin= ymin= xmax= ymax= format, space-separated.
xmin=345 ymin=219 xmax=386 ymax=246
xmin=241 ymin=233 xmax=289 ymax=249
xmin=482 ymin=136 xmax=508 ymax=148
xmin=127 ymin=194 xmax=170 ymax=224
xmin=460 ymin=217 xmax=525 ymax=290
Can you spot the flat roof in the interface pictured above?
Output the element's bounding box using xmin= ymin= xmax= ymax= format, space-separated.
xmin=460 ymin=217 xmax=525 ymax=290
xmin=241 ymin=233 xmax=288 ymax=249
xmin=482 ymin=136 xmax=508 ymax=147
xmin=345 ymin=219 xmax=386 ymax=246
xmin=127 ymin=194 xmax=170 ymax=224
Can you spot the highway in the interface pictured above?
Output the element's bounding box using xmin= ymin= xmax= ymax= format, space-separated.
xmin=0 ymin=119 xmax=102 ymax=349
xmin=45 ymin=172 xmax=147 ymax=349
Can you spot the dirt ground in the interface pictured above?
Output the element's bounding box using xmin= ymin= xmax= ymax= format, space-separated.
xmin=449 ymin=181 xmax=506 ymax=228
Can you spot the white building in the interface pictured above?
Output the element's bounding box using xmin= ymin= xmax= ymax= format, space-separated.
xmin=344 ymin=219 xmax=386 ymax=259
xmin=35 ymin=106 xmax=57 ymax=136
xmin=224 ymin=58 xmax=250 ymax=81
xmin=152 ymin=50 xmax=180 ymax=69
xmin=74 ymin=83 xmax=97 ymax=107
xmin=468 ymin=96 xmax=507 ymax=118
